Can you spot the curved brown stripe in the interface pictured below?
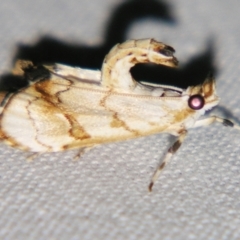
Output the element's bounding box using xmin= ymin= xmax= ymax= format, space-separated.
xmin=100 ymin=89 xmax=140 ymax=136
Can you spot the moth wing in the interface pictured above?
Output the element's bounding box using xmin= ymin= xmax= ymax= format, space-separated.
xmin=0 ymin=69 xmax=183 ymax=152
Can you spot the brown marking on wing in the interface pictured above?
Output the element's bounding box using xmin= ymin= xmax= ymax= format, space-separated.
xmin=100 ymin=91 xmax=140 ymax=136
xmin=110 ymin=112 xmax=124 ymax=128
xmin=64 ymin=114 xmax=91 ymax=140
xmin=0 ymin=128 xmax=30 ymax=150
xmin=33 ymin=81 xmax=91 ymax=146
xmin=25 ymin=97 xmax=54 ymax=151
xmin=34 ymin=79 xmax=62 ymax=104
xmin=29 ymin=84 xmax=91 ymax=148
xmin=110 ymin=112 xmax=140 ymax=136
xmin=0 ymin=88 xmax=33 ymax=150
xmin=33 ymin=72 xmax=73 ymax=104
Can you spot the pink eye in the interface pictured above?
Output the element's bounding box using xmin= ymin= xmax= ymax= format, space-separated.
xmin=188 ymin=94 xmax=205 ymax=110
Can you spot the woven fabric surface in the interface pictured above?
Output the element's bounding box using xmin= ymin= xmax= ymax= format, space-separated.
xmin=0 ymin=0 xmax=240 ymax=239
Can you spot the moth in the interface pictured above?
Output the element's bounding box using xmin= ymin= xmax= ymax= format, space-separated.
xmin=0 ymin=39 xmax=239 ymax=191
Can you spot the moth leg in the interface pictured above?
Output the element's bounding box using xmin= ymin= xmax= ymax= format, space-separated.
xmin=193 ymin=116 xmax=240 ymax=130
xmin=73 ymin=147 xmax=93 ymax=160
xmin=149 ymin=131 xmax=187 ymax=192
xmin=26 ymin=152 xmax=41 ymax=162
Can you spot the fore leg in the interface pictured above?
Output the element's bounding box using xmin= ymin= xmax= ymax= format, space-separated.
xmin=193 ymin=116 xmax=240 ymax=130
xmin=73 ymin=146 xmax=94 ymax=160
xmin=149 ymin=130 xmax=187 ymax=192
xmin=26 ymin=152 xmax=41 ymax=161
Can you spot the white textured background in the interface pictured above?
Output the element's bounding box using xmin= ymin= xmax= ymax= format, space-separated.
xmin=1 ymin=1 xmax=240 ymax=239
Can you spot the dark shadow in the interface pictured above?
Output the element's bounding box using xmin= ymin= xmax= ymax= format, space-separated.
xmin=3 ymin=0 xmax=216 ymax=92
xmin=0 ymin=74 xmax=27 ymax=92
xmin=103 ymin=0 xmax=175 ymax=48
xmin=215 ymin=106 xmax=240 ymax=125
xmin=14 ymin=0 xmax=175 ymax=69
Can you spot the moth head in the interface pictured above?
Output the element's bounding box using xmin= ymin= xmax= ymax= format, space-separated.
xmin=187 ymin=75 xmax=220 ymax=111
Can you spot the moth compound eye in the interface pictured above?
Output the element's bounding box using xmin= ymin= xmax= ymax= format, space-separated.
xmin=188 ymin=94 xmax=205 ymax=110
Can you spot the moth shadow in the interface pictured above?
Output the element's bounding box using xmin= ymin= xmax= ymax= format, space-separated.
xmin=216 ymin=105 xmax=240 ymax=126
xmin=14 ymin=0 xmax=175 ymax=69
xmin=2 ymin=0 xmax=216 ymax=91
xmin=0 ymin=74 xmax=28 ymax=92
